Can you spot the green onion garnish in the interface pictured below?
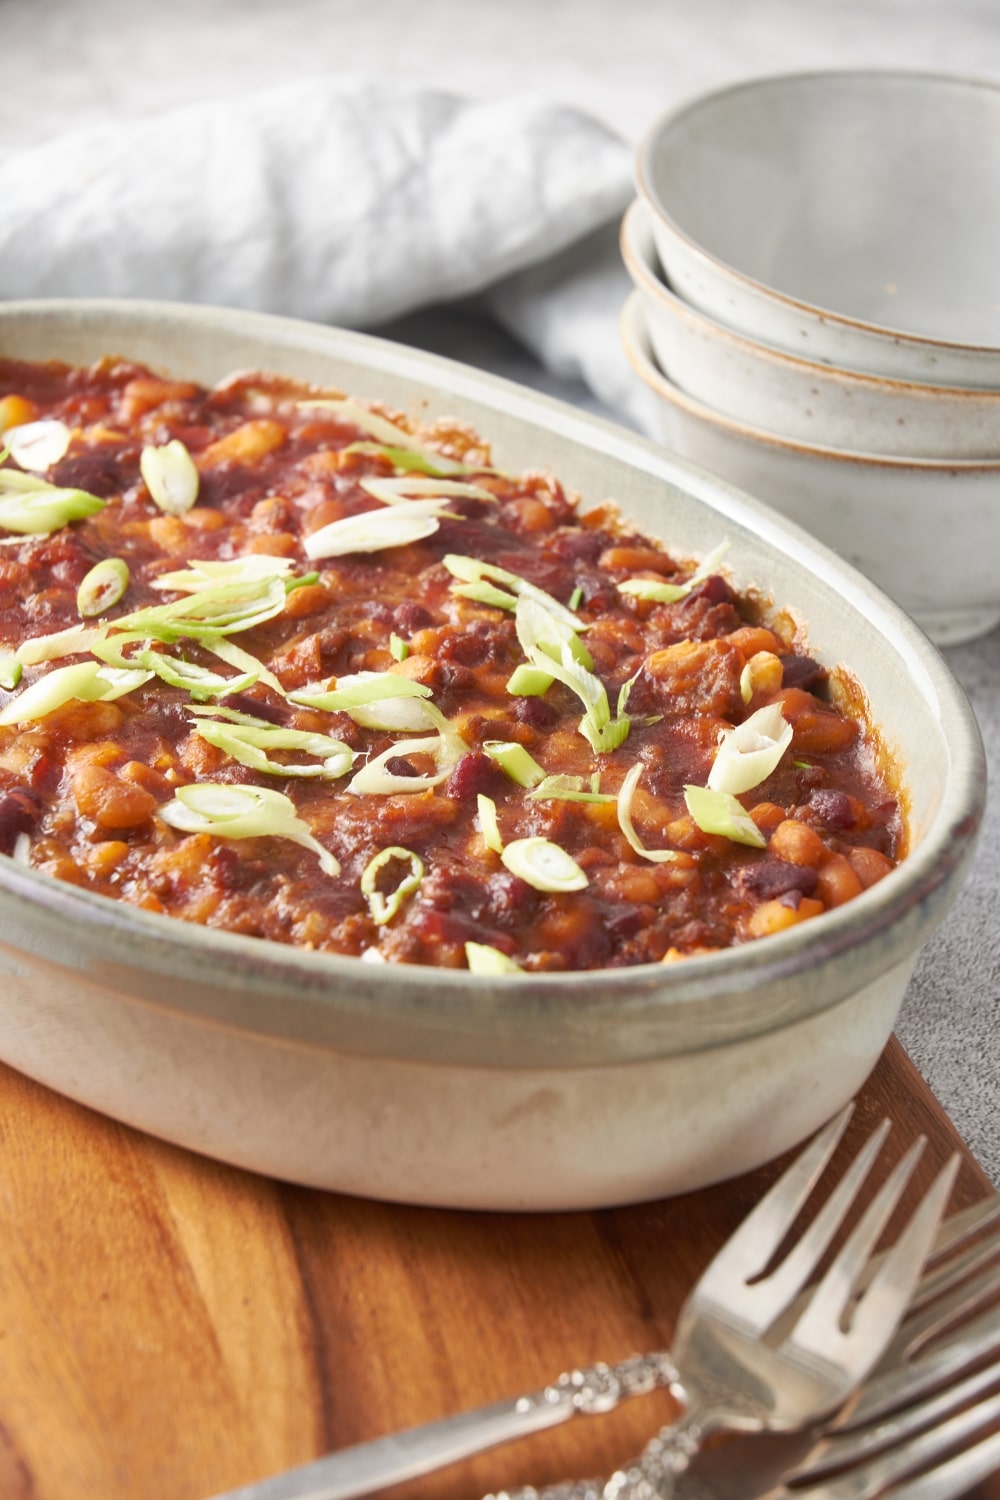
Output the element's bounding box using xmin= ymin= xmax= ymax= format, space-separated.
xmin=0 ymin=486 xmax=105 ymax=536
xmin=298 ymin=398 xmax=466 ymax=475
xmin=476 ymin=793 xmax=504 ymax=852
xmin=506 ymin=663 xmax=554 ymax=696
xmin=347 ymin=727 xmax=465 ymax=795
xmin=683 ymin=784 xmax=767 ymax=848
xmin=140 ymin=439 xmax=200 ymax=516
xmin=483 ymin=740 xmax=546 ymax=788
xmin=15 ymin=623 xmax=107 ymax=665
xmin=442 ymin=555 xmax=583 ymax=633
xmin=523 ymin=642 xmax=630 ymax=755
xmin=500 ymin=837 xmax=588 ymax=893
xmin=465 ymin=941 xmax=521 ymax=975
xmin=707 ymin=703 xmax=792 ymax=797
xmin=360 ymin=846 xmax=424 ymax=924
xmin=5 ymin=419 xmax=71 ymax=472
xmin=529 ymin=774 xmax=616 ymax=805
xmin=617 ymin=540 xmax=730 ymax=604
xmin=389 ymin=633 xmax=409 ymax=662
xmin=204 ymin=637 xmax=285 ymax=694
xmin=77 ymin=558 xmax=130 ymax=618
xmin=0 ymin=660 xmax=147 ymax=725
xmin=151 ymin=556 xmax=297 ymax=593
xmin=568 ymin=585 xmax=584 ymax=611
xmin=291 ymin=671 xmax=434 ymax=731
xmin=160 ymin=782 xmax=340 ymax=875
xmin=136 ymin=650 xmax=259 ymax=701
xmin=113 ymin=576 xmax=288 ymax=641
xmin=515 ymin=596 xmax=593 ymax=670
xmin=189 ymin=711 xmax=355 ymax=779
xmin=0 ymin=653 xmax=22 ymax=691
xmin=342 ymin=442 xmax=460 ymax=477
xmin=359 ymin=476 xmax=496 ymax=507
xmin=616 ymin=764 xmax=681 ymax=863
xmin=303 ymin=500 xmax=449 ymax=560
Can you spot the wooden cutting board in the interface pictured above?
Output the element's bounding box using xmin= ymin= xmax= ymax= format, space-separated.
xmin=0 ymin=1038 xmax=996 ymax=1500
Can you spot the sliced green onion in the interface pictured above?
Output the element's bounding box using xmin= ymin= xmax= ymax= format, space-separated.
xmin=359 ymin=476 xmax=496 ymax=506
xmin=707 ymin=703 xmax=793 ymax=797
xmin=347 ymin=734 xmax=454 ymax=795
xmin=483 ymin=740 xmax=546 ymax=788
xmin=0 ymin=487 xmax=105 ymax=535
xmin=77 ymin=557 xmax=129 ymax=617
xmin=529 ymin=774 xmax=616 ymax=805
xmin=137 ymin=650 xmax=258 ymax=701
xmin=515 ymin=596 xmax=593 ymax=670
xmin=16 ymin=622 xmax=107 ymax=665
xmin=476 ymin=793 xmax=504 ymax=852
xmin=506 ymin=662 xmax=554 ymax=696
xmin=0 ymin=652 xmax=22 ymax=690
xmin=190 ymin=714 xmax=355 ymax=779
xmin=140 ymin=439 xmax=200 ymax=515
xmin=501 ymin=837 xmax=588 ymax=893
xmin=389 ymin=633 xmax=409 ymax=662
xmin=297 ymin=398 xmax=466 ymax=475
xmin=291 ymin=671 xmax=434 ymax=731
xmin=465 ymin=942 xmax=521 ymax=975
xmin=6 ymin=419 xmax=71 ymax=472
xmin=524 ymin=642 xmax=629 ymax=755
xmin=684 ymin=784 xmax=767 ymax=849
xmin=92 ymin=666 xmax=155 ymax=701
xmin=616 ymin=764 xmax=681 ymax=863
xmin=617 ymin=540 xmax=730 ymax=604
xmin=568 ymin=585 xmax=584 ymax=611
xmin=160 ymin=782 xmax=340 ymax=875
xmin=442 ymin=554 xmax=582 ymax=632
xmin=304 ymin=502 xmax=446 ymax=560
xmin=204 ymin=636 xmax=285 ymax=693
xmin=360 ymin=845 xmax=424 ymax=924
xmin=453 ymin=580 xmax=519 ymax=611
xmin=151 ymin=555 xmax=297 ymax=593
xmin=343 ymin=441 xmax=462 ymax=477
xmin=0 ymin=660 xmax=134 ymax=724
xmin=113 ymin=576 xmax=287 ymax=641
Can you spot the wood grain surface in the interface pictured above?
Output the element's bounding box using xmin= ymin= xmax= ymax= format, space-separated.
xmin=0 ymin=1038 xmax=996 ymax=1500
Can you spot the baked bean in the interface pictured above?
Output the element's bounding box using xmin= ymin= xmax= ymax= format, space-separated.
xmin=745 ymin=895 xmax=825 ymax=938
xmin=768 ymin=818 xmax=828 ymax=868
xmin=816 ymin=854 xmax=864 ymax=908
xmin=847 ymin=845 xmax=896 ymax=889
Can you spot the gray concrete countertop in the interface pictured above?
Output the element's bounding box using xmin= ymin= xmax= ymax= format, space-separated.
xmin=3 ymin=0 xmax=997 ymax=1180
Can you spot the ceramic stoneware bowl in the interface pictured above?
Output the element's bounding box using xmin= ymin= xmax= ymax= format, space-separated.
xmin=621 ymin=199 xmax=1000 ymax=460
xmin=0 ymin=298 xmax=986 ymax=1210
xmin=620 ymin=290 xmax=1000 ymax=647
xmin=636 ymin=70 xmax=1000 ymax=386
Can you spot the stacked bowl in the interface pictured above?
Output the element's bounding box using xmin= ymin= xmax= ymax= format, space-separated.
xmin=621 ymin=70 xmax=1000 ymax=645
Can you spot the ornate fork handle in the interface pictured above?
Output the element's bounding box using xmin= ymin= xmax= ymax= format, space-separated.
xmin=483 ymin=1392 xmax=703 ymax=1500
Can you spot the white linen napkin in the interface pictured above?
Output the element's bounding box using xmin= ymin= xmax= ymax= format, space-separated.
xmin=0 ymin=75 xmax=636 ymax=415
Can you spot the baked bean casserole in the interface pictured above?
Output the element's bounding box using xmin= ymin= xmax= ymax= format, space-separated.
xmin=0 ymin=357 xmax=901 ymax=972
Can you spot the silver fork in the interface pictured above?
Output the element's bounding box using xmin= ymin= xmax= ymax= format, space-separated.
xmin=204 ymin=1106 xmax=957 ymax=1500
xmin=497 ymin=1193 xmax=1000 ymax=1500
xmin=660 ymin=1358 xmax=1000 ymax=1500
xmin=580 ymin=1106 xmax=960 ymax=1499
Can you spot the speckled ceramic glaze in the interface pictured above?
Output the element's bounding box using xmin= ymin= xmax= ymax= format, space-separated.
xmin=621 ymin=201 xmax=1000 ymax=459
xmin=620 ymin=291 xmax=1000 ymax=647
xmin=636 ymin=70 xmax=1000 ymax=386
xmin=0 ymin=300 xmax=986 ymax=1210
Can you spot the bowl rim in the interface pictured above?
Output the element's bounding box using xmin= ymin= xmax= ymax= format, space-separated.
xmin=0 ymin=296 xmax=987 ymax=1070
xmin=635 ymin=67 xmax=1000 ymax=360
xmin=620 ymin=199 xmax=1000 ymax=405
xmin=621 ymin=289 xmax=1000 ymax=473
